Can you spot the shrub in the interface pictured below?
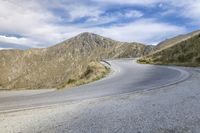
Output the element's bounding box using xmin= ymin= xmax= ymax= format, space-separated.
xmin=194 ymin=56 xmax=200 ymax=63
xmin=184 ymin=52 xmax=195 ymax=62
xmin=177 ymin=54 xmax=186 ymax=62
xmin=67 ymin=78 xmax=76 ymax=84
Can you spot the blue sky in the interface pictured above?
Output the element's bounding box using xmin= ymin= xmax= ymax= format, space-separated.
xmin=0 ymin=0 xmax=200 ymax=49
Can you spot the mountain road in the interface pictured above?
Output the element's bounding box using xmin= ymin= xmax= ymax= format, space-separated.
xmin=2 ymin=59 xmax=200 ymax=133
xmin=0 ymin=59 xmax=190 ymax=112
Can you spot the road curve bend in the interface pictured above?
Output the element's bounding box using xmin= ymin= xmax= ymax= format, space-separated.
xmin=0 ymin=59 xmax=190 ymax=112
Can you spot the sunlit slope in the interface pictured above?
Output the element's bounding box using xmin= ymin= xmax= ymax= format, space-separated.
xmin=138 ymin=31 xmax=200 ymax=66
xmin=0 ymin=32 xmax=151 ymax=90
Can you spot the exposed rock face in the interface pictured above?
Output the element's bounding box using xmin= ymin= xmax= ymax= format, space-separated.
xmin=0 ymin=32 xmax=151 ymax=90
xmin=138 ymin=30 xmax=200 ymax=66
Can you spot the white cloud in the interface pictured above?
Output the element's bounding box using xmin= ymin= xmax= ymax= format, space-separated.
xmin=161 ymin=0 xmax=200 ymax=25
xmin=0 ymin=0 xmax=62 ymax=47
xmin=181 ymin=1 xmax=200 ymax=24
xmin=92 ymin=0 xmax=162 ymax=5
xmin=0 ymin=35 xmax=37 ymax=46
xmin=85 ymin=10 xmax=143 ymax=26
xmin=57 ymin=19 xmax=186 ymax=45
xmin=85 ymin=15 xmax=117 ymax=25
xmin=67 ymin=5 xmax=102 ymax=21
xmin=124 ymin=10 xmax=143 ymax=18
xmin=0 ymin=0 xmax=195 ymax=49
xmin=0 ymin=48 xmax=13 ymax=50
xmin=86 ymin=19 xmax=186 ymax=44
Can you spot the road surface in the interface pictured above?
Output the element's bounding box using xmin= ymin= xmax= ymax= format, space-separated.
xmin=0 ymin=59 xmax=189 ymax=112
xmin=2 ymin=59 xmax=200 ymax=133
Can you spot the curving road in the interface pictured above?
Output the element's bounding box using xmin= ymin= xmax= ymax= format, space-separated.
xmin=0 ymin=59 xmax=190 ymax=112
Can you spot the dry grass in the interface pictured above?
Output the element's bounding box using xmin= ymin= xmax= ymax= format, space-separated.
xmin=138 ymin=33 xmax=200 ymax=67
xmin=0 ymin=33 xmax=148 ymax=90
xmin=58 ymin=62 xmax=110 ymax=89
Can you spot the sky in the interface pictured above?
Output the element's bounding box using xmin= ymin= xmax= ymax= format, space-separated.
xmin=0 ymin=0 xmax=200 ymax=49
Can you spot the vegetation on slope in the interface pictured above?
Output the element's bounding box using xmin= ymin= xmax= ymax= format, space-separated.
xmin=138 ymin=32 xmax=200 ymax=67
xmin=58 ymin=62 xmax=110 ymax=89
xmin=154 ymin=30 xmax=200 ymax=52
xmin=0 ymin=32 xmax=151 ymax=90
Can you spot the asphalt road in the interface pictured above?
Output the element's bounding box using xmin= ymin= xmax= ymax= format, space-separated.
xmin=0 ymin=59 xmax=190 ymax=112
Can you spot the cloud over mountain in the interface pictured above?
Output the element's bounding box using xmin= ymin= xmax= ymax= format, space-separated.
xmin=0 ymin=0 xmax=199 ymax=49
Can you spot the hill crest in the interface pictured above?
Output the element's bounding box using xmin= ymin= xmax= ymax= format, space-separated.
xmin=0 ymin=32 xmax=152 ymax=90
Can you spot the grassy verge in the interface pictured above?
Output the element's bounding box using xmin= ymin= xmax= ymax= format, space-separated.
xmin=137 ymin=58 xmax=200 ymax=67
xmin=58 ymin=62 xmax=110 ymax=89
xmin=137 ymin=33 xmax=200 ymax=67
xmin=137 ymin=58 xmax=153 ymax=64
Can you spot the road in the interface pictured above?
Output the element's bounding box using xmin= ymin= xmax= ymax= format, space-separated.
xmin=2 ymin=59 xmax=200 ymax=133
xmin=0 ymin=59 xmax=189 ymax=112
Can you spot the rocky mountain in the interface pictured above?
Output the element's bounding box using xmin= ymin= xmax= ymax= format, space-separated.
xmin=138 ymin=30 xmax=200 ymax=66
xmin=0 ymin=32 xmax=152 ymax=90
xmin=151 ymin=30 xmax=200 ymax=52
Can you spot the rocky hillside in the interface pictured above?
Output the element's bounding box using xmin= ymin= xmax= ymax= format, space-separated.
xmin=154 ymin=30 xmax=200 ymax=52
xmin=138 ymin=30 xmax=200 ymax=66
xmin=0 ymin=32 xmax=151 ymax=90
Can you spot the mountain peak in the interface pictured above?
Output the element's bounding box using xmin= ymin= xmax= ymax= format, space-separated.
xmin=0 ymin=31 xmax=149 ymax=90
xmin=71 ymin=32 xmax=104 ymax=42
xmin=76 ymin=32 xmax=97 ymax=38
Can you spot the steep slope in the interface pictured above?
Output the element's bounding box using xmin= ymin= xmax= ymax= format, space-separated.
xmin=154 ymin=30 xmax=200 ymax=52
xmin=138 ymin=30 xmax=200 ymax=66
xmin=0 ymin=32 xmax=151 ymax=90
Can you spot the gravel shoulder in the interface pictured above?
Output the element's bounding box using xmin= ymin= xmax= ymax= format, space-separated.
xmin=0 ymin=89 xmax=56 ymax=99
xmin=1 ymin=67 xmax=200 ymax=133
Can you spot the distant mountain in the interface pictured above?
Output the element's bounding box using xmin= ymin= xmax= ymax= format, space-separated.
xmin=0 ymin=42 xmax=31 ymax=50
xmin=0 ymin=32 xmax=152 ymax=90
xmin=138 ymin=30 xmax=200 ymax=66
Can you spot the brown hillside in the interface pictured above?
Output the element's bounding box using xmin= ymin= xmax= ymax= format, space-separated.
xmin=138 ymin=30 xmax=200 ymax=67
xmin=0 ymin=32 xmax=151 ymax=90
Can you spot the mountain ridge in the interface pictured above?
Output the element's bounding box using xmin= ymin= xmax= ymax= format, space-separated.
xmin=153 ymin=30 xmax=200 ymax=53
xmin=138 ymin=30 xmax=200 ymax=66
xmin=0 ymin=32 xmax=152 ymax=90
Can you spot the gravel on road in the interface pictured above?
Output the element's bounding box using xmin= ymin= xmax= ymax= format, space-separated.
xmin=1 ymin=68 xmax=200 ymax=133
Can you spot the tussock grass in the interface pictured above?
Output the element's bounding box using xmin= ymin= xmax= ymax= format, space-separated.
xmin=0 ymin=33 xmax=148 ymax=90
xmin=138 ymin=33 xmax=200 ymax=67
xmin=58 ymin=62 xmax=110 ymax=89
